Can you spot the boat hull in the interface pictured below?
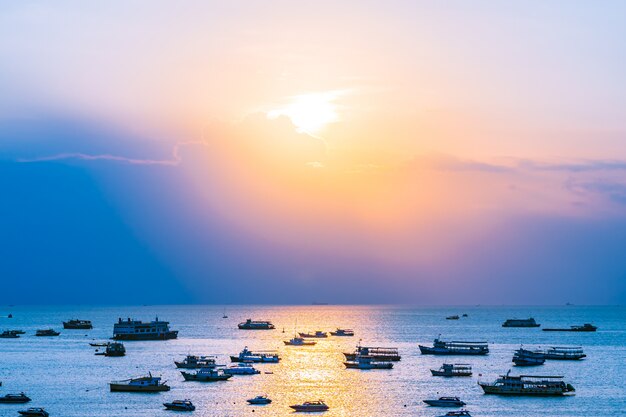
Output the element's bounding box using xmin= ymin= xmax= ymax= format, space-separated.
xmin=344 ymin=362 xmax=393 ymax=369
xmin=181 ymin=373 xmax=232 ymax=382
xmin=113 ymin=331 xmax=178 ymax=340
xmin=290 ymin=405 xmax=329 ymax=412
xmin=479 ymin=384 xmax=572 ymax=396
xmin=63 ymin=323 xmax=93 ymax=329
xmin=343 ymin=353 xmax=401 ymax=361
xmin=423 ymin=400 xmax=465 ymax=407
xmin=109 ymin=384 xmax=170 ymax=392
xmin=0 ymin=396 xmax=31 ymax=403
xmin=419 ymin=346 xmax=488 ymax=355
xmin=430 ymin=370 xmax=472 ymax=377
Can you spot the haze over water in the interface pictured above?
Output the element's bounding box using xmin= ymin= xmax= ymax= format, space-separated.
xmin=0 ymin=305 xmax=624 ymax=417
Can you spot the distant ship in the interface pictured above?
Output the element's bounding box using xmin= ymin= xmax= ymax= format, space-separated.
xmin=542 ymin=323 xmax=597 ymax=332
xmin=63 ymin=319 xmax=93 ymax=329
xmin=237 ymin=319 xmax=275 ymax=330
xmin=419 ymin=338 xmax=489 ymax=355
xmin=502 ymin=318 xmax=540 ymax=328
xmin=112 ymin=317 xmax=178 ymax=340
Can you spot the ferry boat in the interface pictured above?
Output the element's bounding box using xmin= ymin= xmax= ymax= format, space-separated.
xmin=431 ymin=363 xmax=472 ymax=377
xmin=112 ymin=317 xmax=178 ymax=340
xmin=343 ymin=346 xmax=401 ymax=361
xmin=0 ymin=393 xmax=31 ymax=403
xmin=330 ymin=328 xmax=354 ymax=336
xmin=512 ymin=348 xmax=545 ymax=366
xmin=543 ymin=346 xmax=586 ymax=360
xmin=344 ymin=355 xmax=393 ymax=370
xmin=181 ymin=367 xmax=232 ymax=382
xmin=223 ymin=363 xmax=261 ymax=375
xmin=543 ymin=323 xmax=597 ymax=332
xmin=0 ymin=330 xmax=20 ymax=338
xmin=96 ymin=342 xmax=125 ymax=357
xmin=299 ymin=330 xmax=328 ymax=338
xmin=289 ymin=400 xmax=329 ymax=412
xmin=238 ymin=319 xmax=275 ymax=330
xmin=175 ymin=354 xmax=218 ymax=369
xmin=419 ymin=338 xmax=489 ymax=355
xmin=18 ymin=408 xmax=49 ymax=417
xmin=423 ymin=397 xmax=466 ymax=407
xmin=230 ymin=347 xmax=280 ymax=363
xmin=63 ymin=319 xmax=93 ymax=329
xmin=247 ymin=395 xmax=272 ymax=405
xmin=479 ymin=371 xmax=575 ymax=396
xmin=35 ymin=329 xmax=60 ymax=337
xmin=163 ymin=399 xmax=195 ymax=411
xmin=284 ymin=336 xmax=316 ymax=346
xmin=436 ymin=411 xmax=472 ymax=417
xmin=110 ymin=373 xmax=170 ymax=392
xmin=502 ymin=318 xmax=540 ymax=328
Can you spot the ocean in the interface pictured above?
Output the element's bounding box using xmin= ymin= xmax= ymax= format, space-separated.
xmin=0 ymin=305 xmax=624 ymax=417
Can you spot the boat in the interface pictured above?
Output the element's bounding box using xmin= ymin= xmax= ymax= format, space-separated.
xmin=446 ymin=315 xmax=460 ymax=320
xmin=0 ymin=393 xmax=31 ymax=403
xmin=542 ymin=323 xmax=597 ymax=332
xmin=329 ymin=328 xmax=354 ymax=336
xmin=512 ymin=348 xmax=545 ymax=366
xmin=175 ymin=354 xmax=217 ymax=369
xmin=542 ymin=346 xmax=586 ymax=360
xmin=284 ymin=336 xmax=316 ymax=346
xmin=163 ymin=399 xmax=195 ymax=411
xmin=436 ymin=411 xmax=472 ymax=417
xmin=298 ymin=330 xmax=328 ymax=338
xmin=502 ymin=318 xmax=540 ymax=328
xmin=247 ymin=395 xmax=272 ymax=405
xmin=181 ymin=367 xmax=232 ymax=382
xmin=18 ymin=408 xmax=48 ymax=417
xmin=479 ymin=371 xmax=575 ymax=396
xmin=63 ymin=319 xmax=93 ymax=329
xmin=35 ymin=329 xmax=60 ymax=336
xmin=96 ymin=342 xmax=126 ymax=357
xmin=109 ymin=373 xmax=170 ymax=392
xmin=462 ymin=314 xmax=468 ymax=317
xmin=237 ymin=319 xmax=275 ymax=330
xmin=423 ymin=397 xmax=466 ymax=407
xmin=344 ymin=354 xmax=393 ymax=370
xmin=222 ymin=308 xmax=228 ymax=319
xmin=230 ymin=347 xmax=280 ymax=363
xmin=7 ymin=314 xmax=12 ymax=318
xmin=223 ymin=363 xmax=261 ymax=375
xmin=0 ymin=330 xmax=20 ymax=338
xmin=343 ymin=346 xmax=401 ymax=361
xmin=113 ymin=317 xmax=178 ymax=340
xmin=289 ymin=400 xmax=329 ymax=412
xmin=430 ymin=363 xmax=472 ymax=377
xmin=419 ymin=338 xmax=489 ymax=355
xmin=89 ymin=342 xmax=108 ymax=347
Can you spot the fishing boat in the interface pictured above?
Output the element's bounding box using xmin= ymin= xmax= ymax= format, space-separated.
xmin=113 ymin=317 xmax=178 ymax=340
xmin=109 ymin=373 xmax=170 ymax=392
xmin=344 ymin=346 xmax=401 ymax=361
xmin=247 ymin=395 xmax=272 ymax=405
xmin=479 ymin=371 xmax=575 ymax=396
xmin=0 ymin=330 xmax=20 ymax=338
xmin=446 ymin=315 xmax=460 ymax=320
xmin=330 ymin=328 xmax=354 ymax=336
xmin=423 ymin=397 xmax=466 ymax=407
xmin=63 ymin=319 xmax=93 ymax=329
xmin=181 ymin=367 xmax=232 ymax=382
xmin=542 ymin=323 xmax=597 ymax=332
xmin=223 ymin=363 xmax=261 ymax=375
xmin=298 ymin=330 xmax=328 ymax=338
xmin=344 ymin=355 xmax=393 ymax=369
xmin=0 ymin=393 xmax=31 ymax=403
xmin=289 ymin=400 xmax=329 ymax=412
xmin=175 ymin=354 xmax=218 ymax=368
xmin=431 ymin=363 xmax=472 ymax=377
xmin=436 ymin=411 xmax=472 ymax=417
xmin=35 ymin=329 xmax=60 ymax=336
xmin=512 ymin=348 xmax=545 ymax=366
xmin=230 ymin=347 xmax=280 ymax=363
xmin=18 ymin=408 xmax=48 ymax=417
xmin=419 ymin=338 xmax=489 ymax=355
xmin=163 ymin=399 xmax=195 ymax=411
xmin=502 ymin=318 xmax=540 ymax=328
xmin=284 ymin=336 xmax=316 ymax=346
xmin=542 ymin=346 xmax=586 ymax=360
xmin=96 ymin=342 xmax=125 ymax=357
xmin=237 ymin=319 xmax=275 ymax=330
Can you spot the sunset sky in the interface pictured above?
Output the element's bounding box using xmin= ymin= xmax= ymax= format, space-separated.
xmin=1 ymin=1 xmax=625 ymax=304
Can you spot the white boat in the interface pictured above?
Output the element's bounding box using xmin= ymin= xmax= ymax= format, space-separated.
xmin=247 ymin=395 xmax=272 ymax=405
xmin=175 ymin=354 xmax=217 ymax=368
xmin=181 ymin=367 xmax=232 ymax=382
xmin=230 ymin=346 xmax=280 ymax=363
xmin=344 ymin=355 xmax=393 ymax=370
xmin=290 ymin=400 xmax=329 ymax=412
xmin=543 ymin=346 xmax=586 ymax=360
xmin=423 ymin=397 xmax=466 ymax=407
xmin=284 ymin=336 xmax=316 ymax=346
xmin=223 ymin=363 xmax=261 ymax=375
xmin=436 ymin=411 xmax=472 ymax=417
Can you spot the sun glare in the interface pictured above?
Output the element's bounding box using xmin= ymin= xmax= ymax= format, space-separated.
xmin=268 ymin=92 xmax=339 ymax=134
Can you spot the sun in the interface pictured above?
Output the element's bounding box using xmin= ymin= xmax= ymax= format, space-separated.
xmin=267 ymin=92 xmax=339 ymax=134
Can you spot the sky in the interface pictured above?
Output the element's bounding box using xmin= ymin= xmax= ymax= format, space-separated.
xmin=1 ymin=1 xmax=625 ymax=305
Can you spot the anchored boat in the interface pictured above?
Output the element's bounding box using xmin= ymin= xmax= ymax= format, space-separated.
xmin=298 ymin=330 xmax=328 ymax=338
xmin=0 ymin=330 xmax=20 ymax=338
xmin=290 ymin=400 xmax=329 ymax=412
xmin=238 ymin=319 xmax=275 ymax=330
xmin=431 ymin=363 xmax=472 ymax=377
xmin=512 ymin=348 xmax=545 ymax=366
xmin=419 ymin=338 xmax=489 ymax=355
xmin=95 ymin=342 xmax=126 ymax=357
xmin=63 ymin=319 xmax=93 ymax=329
xmin=223 ymin=363 xmax=261 ymax=375
xmin=344 ymin=346 xmax=401 ymax=361
xmin=0 ymin=393 xmax=31 ymax=403
xmin=502 ymin=318 xmax=540 ymax=328
xmin=479 ymin=371 xmax=575 ymax=396
xmin=423 ymin=397 xmax=466 ymax=407
xmin=181 ymin=367 xmax=232 ymax=382
xmin=543 ymin=346 xmax=586 ymax=360
xmin=18 ymin=408 xmax=48 ymax=417
xmin=110 ymin=373 xmax=170 ymax=392
xmin=436 ymin=411 xmax=472 ymax=417
xmin=230 ymin=347 xmax=280 ymax=363
xmin=247 ymin=395 xmax=272 ymax=405
xmin=113 ymin=317 xmax=178 ymax=340
xmin=163 ymin=399 xmax=195 ymax=411
xmin=543 ymin=323 xmax=597 ymax=332
xmin=284 ymin=336 xmax=316 ymax=346
xmin=175 ymin=355 xmax=217 ymax=368
xmin=330 ymin=328 xmax=354 ymax=336
xmin=35 ymin=329 xmax=60 ymax=337
xmin=344 ymin=355 xmax=393 ymax=370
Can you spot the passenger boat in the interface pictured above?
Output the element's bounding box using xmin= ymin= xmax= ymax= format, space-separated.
xmin=512 ymin=348 xmax=545 ymax=366
xmin=96 ymin=342 xmax=125 ymax=357
xmin=237 ymin=319 xmax=275 ymax=330
xmin=419 ymin=338 xmax=489 ymax=355
xmin=175 ymin=354 xmax=217 ymax=368
xmin=431 ymin=363 xmax=472 ymax=377
xmin=502 ymin=318 xmax=540 ymax=328
xmin=343 ymin=346 xmax=401 ymax=361
xmin=223 ymin=363 xmax=261 ymax=375
xmin=298 ymin=330 xmax=328 ymax=338
xmin=247 ymin=395 xmax=272 ymax=405
xmin=284 ymin=336 xmax=316 ymax=346
xmin=329 ymin=328 xmax=354 ymax=336
xmin=446 ymin=315 xmax=460 ymax=320
xmin=436 ymin=411 xmax=472 ymax=417
xmin=109 ymin=373 xmax=170 ymax=392
xmin=18 ymin=408 xmax=48 ymax=417
xmin=113 ymin=317 xmax=178 ymax=340
xmin=63 ymin=319 xmax=93 ymax=329
xmin=163 ymin=399 xmax=195 ymax=411
xmin=289 ymin=400 xmax=329 ymax=412
xmin=0 ymin=393 xmax=31 ymax=403
xmin=0 ymin=330 xmax=20 ymax=338
xmin=35 ymin=329 xmax=60 ymax=336
xmin=181 ymin=367 xmax=232 ymax=382
xmin=543 ymin=346 xmax=586 ymax=360
xmin=542 ymin=323 xmax=597 ymax=332
xmin=344 ymin=355 xmax=393 ymax=369
xmin=479 ymin=371 xmax=575 ymax=396
xmin=423 ymin=397 xmax=466 ymax=407
xmin=230 ymin=347 xmax=280 ymax=363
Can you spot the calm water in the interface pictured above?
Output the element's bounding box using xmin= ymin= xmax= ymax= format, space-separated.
xmin=0 ymin=305 xmax=624 ymax=417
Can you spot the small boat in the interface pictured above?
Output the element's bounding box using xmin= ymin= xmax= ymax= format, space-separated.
xmin=329 ymin=328 xmax=354 ymax=336
xmin=284 ymin=336 xmax=316 ymax=346
xmin=163 ymin=399 xmax=195 ymax=411
xmin=431 ymin=363 xmax=472 ymax=377
xmin=223 ymin=363 xmax=261 ymax=375
xmin=222 ymin=308 xmax=228 ymax=319
xmin=96 ymin=342 xmax=125 ymax=357
xmin=247 ymin=395 xmax=272 ymax=405
xmin=479 ymin=371 xmax=575 ymax=396
xmin=62 ymin=319 xmax=93 ymax=329
xmin=502 ymin=318 xmax=540 ymax=328
xmin=298 ymin=330 xmax=328 ymax=338
xmin=542 ymin=346 xmax=586 ymax=360
xmin=423 ymin=397 xmax=466 ymax=407
xmin=0 ymin=393 xmax=31 ymax=403
xmin=289 ymin=400 xmax=329 ymax=412
xmin=343 ymin=345 xmax=401 ymax=361
xmin=0 ymin=330 xmax=20 ymax=338
xmin=230 ymin=347 xmax=280 ymax=363
xmin=89 ymin=342 xmax=108 ymax=347
xmin=436 ymin=411 xmax=472 ymax=417
xmin=344 ymin=355 xmax=393 ymax=370
xmin=35 ymin=329 xmax=60 ymax=337
xmin=181 ymin=368 xmax=232 ymax=382
xmin=7 ymin=314 xmax=12 ymax=318
xmin=18 ymin=408 xmax=48 ymax=417
xmin=462 ymin=314 xmax=468 ymax=317
xmin=110 ymin=373 xmax=170 ymax=392
xmin=512 ymin=348 xmax=545 ymax=366
xmin=175 ymin=355 xmax=217 ymax=369
xmin=419 ymin=338 xmax=489 ymax=355
xmin=542 ymin=323 xmax=597 ymax=332
xmin=238 ymin=319 xmax=275 ymax=330
xmin=446 ymin=315 xmax=460 ymax=320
